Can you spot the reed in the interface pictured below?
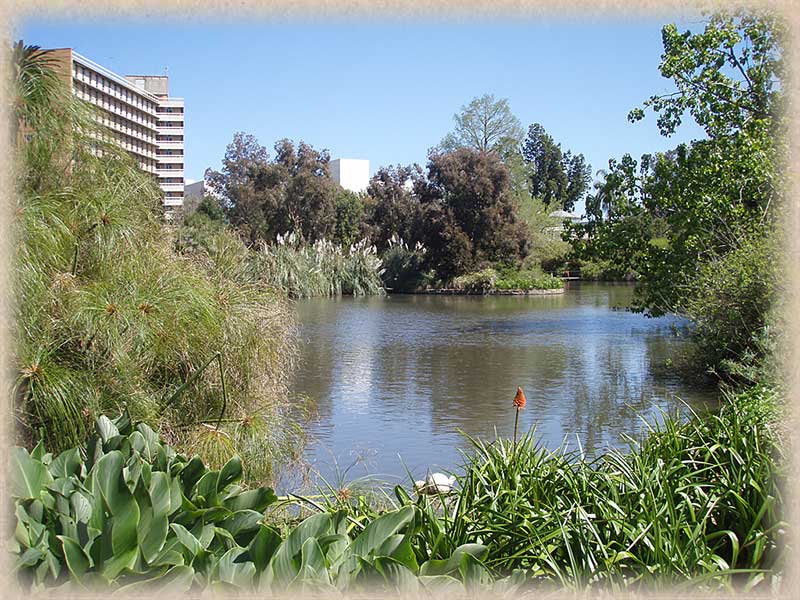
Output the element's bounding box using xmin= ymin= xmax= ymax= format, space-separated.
xmin=252 ymin=233 xmax=385 ymax=298
xmin=412 ymin=385 xmax=785 ymax=592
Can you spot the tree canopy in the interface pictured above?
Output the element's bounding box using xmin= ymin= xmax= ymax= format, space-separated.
xmin=522 ymin=123 xmax=592 ymax=212
xmin=439 ymin=94 xmax=524 ymax=159
xmin=566 ymin=10 xmax=785 ymax=377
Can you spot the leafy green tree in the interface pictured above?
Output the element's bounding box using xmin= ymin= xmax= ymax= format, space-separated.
xmin=332 ymin=189 xmax=366 ymax=246
xmin=522 ymin=123 xmax=591 ymax=211
xmin=522 ymin=123 xmax=566 ymax=206
xmin=205 ymin=132 xmax=270 ymax=242
xmin=364 ymin=164 xmax=425 ymax=250
xmin=566 ymin=10 xmax=785 ymax=376
xmin=418 ymin=148 xmax=530 ymax=278
xmin=563 ymin=151 xmax=592 ymax=212
xmin=207 ymin=135 xmax=339 ymax=244
xmin=439 ymin=94 xmax=524 ymax=158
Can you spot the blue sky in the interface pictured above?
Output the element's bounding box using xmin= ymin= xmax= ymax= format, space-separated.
xmin=19 ymin=17 xmax=708 ymax=208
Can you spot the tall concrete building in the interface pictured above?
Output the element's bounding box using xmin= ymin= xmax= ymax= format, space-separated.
xmin=330 ymin=158 xmax=369 ymax=193
xmin=45 ymin=48 xmax=185 ymax=210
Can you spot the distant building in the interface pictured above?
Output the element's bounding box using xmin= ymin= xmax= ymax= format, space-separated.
xmin=184 ymin=179 xmax=206 ymax=199
xmin=545 ymin=210 xmax=583 ymax=236
xmin=43 ymin=48 xmax=185 ymax=211
xmin=548 ymin=210 xmax=582 ymax=224
xmin=330 ymin=158 xmax=369 ymax=193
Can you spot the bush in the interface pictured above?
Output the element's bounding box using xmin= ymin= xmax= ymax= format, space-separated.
xmin=578 ymin=259 xmax=637 ymax=281
xmin=451 ymin=268 xmax=498 ymax=293
xmin=683 ymin=231 xmax=780 ymax=382
xmin=10 ymin=411 xmax=527 ymax=595
xmin=380 ymin=236 xmax=430 ymax=292
xmin=495 ymin=267 xmax=563 ymax=291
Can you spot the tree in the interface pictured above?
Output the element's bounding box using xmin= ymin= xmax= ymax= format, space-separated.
xmin=563 ymin=151 xmax=592 ymax=212
xmin=439 ymin=94 xmax=524 ymax=158
xmin=364 ymin=164 xmax=425 ymax=250
xmin=206 ymin=134 xmax=339 ymax=244
xmin=332 ymin=189 xmax=366 ymax=247
xmin=566 ymin=10 xmax=785 ymax=376
xmin=522 ymin=123 xmax=565 ymax=205
xmin=522 ymin=123 xmax=591 ymax=211
xmin=418 ymin=148 xmax=530 ymax=278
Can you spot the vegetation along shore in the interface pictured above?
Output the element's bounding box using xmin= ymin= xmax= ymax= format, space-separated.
xmin=9 ymin=8 xmax=790 ymax=594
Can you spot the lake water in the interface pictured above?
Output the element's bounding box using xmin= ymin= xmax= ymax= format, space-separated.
xmin=289 ymin=283 xmax=717 ymax=487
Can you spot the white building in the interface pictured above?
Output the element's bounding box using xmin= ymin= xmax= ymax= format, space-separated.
xmin=46 ymin=48 xmax=185 ymax=211
xmin=330 ymin=158 xmax=369 ymax=193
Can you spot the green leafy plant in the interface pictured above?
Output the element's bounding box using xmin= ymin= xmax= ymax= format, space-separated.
xmin=9 ymin=411 xmax=531 ymax=595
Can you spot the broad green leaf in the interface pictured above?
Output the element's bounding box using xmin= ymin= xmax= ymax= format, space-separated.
xmin=300 ymin=537 xmax=327 ymax=575
xmin=148 ymin=472 xmax=172 ymax=517
xmin=270 ymin=513 xmax=332 ymax=587
xmin=48 ymin=448 xmax=81 ymax=479
xmin=350 ymin=506 xmax=415 ymax=557
xmin=171 ymin=523 xmax=203 ymax=557
xmin=57 ymin=535 xmax=90 ymax=578
xmin=459 ymin=552 xmax=492 ymax=588
xmin=136 ymin=423 xmax=161 ymax=462
xmin=138 ymin=500 xmax=169 ymax=564
xmin=216 ymin=547 xmax=255 ymax=588
xmin=374 ymin=555 xmax=419 ymax=592
xmin=420 ymin=543 xmax=488 ymax=576
xmin=193 ymin=471 xmax=219 ymax=507
xmin=220 ymin=509 xmax=263 ymax=543
xmin=90 ymin=451 xmax=140 ymax=554
xmin=180 ymin=456 xmax=205 ymax=496
xmin=10 ymin=446 xmax=53 ymax=500
xmin=96 ymin=415 xmax=119 ymax=444
xmin=248 ymin=525 xmax=282 ymax=572
xmin=101 ymin=547 xmax=137 ymax=580
xmin=419 ymin=574 xmax=463 ymax=594
xmin=14 ymin=547 xmax=44 ymax=569
xmin=223 ymin=487 xmax=278 ymax=512
xmin=217 ymin=456 xmax=242 ymax=493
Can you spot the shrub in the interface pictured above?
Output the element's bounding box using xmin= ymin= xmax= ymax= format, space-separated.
xmin=451 ymin=268 xmax=498 ymax=293
xmin=380 ymin=236 xmax=430 ymax=292
xmin=683 ymin=231 xmax=780 ymax=381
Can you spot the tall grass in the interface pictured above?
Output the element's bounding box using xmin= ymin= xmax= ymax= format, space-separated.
xmin=252 ymin=233 xmax=385 ymax=298
xmin=11 ymin=44 xmax=301 ymax=485
xmin=407 ymin=385 xmax=785 ymax=592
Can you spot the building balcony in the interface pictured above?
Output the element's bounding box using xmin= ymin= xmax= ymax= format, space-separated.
xmin=155 ymin=154 xmax=184 ymax=163
xmin=163 ymin=196 xmax=184 ymax=207
xmin=156 ymin=125 xmax=184 ymax=135
xmin=156 ymin=168 xmax=184 ymax=177
xmin=155 ymin=112 xmax=184 ymax=121
xmin=157 ymin=141 xmax=184 ymax=150
xmin=158 ymin=98 xmax=184 ymax=108
xmin=159 ymin=182 xmax=185 ymax=192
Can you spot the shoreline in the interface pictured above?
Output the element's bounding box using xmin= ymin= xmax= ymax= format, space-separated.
xmin=417 ymin=287 xmax=566 ymax=296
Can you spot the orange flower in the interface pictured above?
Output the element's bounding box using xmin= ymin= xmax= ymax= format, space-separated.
xmin=513 ymin=387 xmax=526 ymax=409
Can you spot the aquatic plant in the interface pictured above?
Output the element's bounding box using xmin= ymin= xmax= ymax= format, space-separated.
xmin=416 ymin=385 xmax=785 ymax=592
xmin=253 ymin=233 xmax=384 ymax=298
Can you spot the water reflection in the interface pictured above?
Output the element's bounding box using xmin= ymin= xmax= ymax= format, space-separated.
xmin=291 ymin=284 xmax=716 ymax=486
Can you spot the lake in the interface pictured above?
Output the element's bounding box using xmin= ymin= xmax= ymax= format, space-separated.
xmin=289 ymin=282 xmax=717 ymax=488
